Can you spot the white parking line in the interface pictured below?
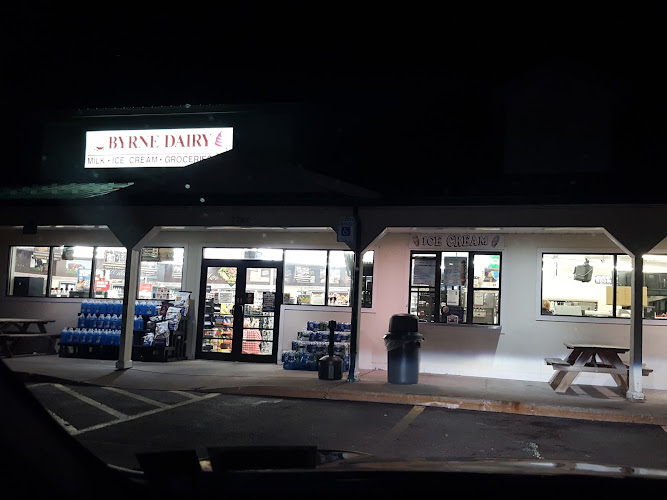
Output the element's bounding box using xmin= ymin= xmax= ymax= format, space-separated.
xmin=170 ymin=390 xmax=202 ymax=400
xmin=72 ymin=393 xmax=219 ymax=436
xmin=53 ymin=384 xmax=127 ymax=419
xmin=662 ymin=426 xmax=667 ymax=433
xmin=102 ymin=387 xmax=170 ymax=409
xmin=47 ymin=409 xmax=78 ymax=435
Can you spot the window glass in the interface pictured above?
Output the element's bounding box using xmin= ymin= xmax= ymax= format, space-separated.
xmin=138 ymin=247 xmax=184 ymax=300
xmin=362 ymin=251 xmax=374 ymax=308
xmin=473 ymin=254 xmax=500 ymax=288
xmin=8 ymin=246 xmax=50 ymax=296
xmin=472 ymin=290 xmax=500 ymax=325
xmin=440 ymin=252 xmax=468 ymax=323
xmin=283 ymin=250 xmax=327 ymax=305
xmin=541 ymin=254 xmax=614 ymax=317
xmin=50 ymin=246 xmax=94 ymax=297
xmin=94 ymin=247 xmax=127 ymax=299
xmin=411 ymin=254 xmax=436 ymax=286
xmin=644 ymin=254 xmax=667 ymax=319
xmin=410 ymin=289 xmax=435 ymax=322
xmin=203 ymin=248 xmax=284 ymax=260
xmin=327 ymin=251 xmax=354 ymax=306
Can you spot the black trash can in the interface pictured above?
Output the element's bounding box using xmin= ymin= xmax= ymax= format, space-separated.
xmin=383 ymin=314 xmax=424 ymax=384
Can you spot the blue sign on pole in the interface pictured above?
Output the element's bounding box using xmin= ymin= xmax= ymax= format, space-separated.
xmin=337 ymin=217 xmax=355 ymax=243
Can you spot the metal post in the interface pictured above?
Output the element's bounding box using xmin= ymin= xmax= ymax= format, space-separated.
xmin=347 ymin=207 xmax=363 ymax=382
xmin=117 ymin=248 xmax=139 ymax=370
xmin=627 ymin=254 xmax=644 ymax=401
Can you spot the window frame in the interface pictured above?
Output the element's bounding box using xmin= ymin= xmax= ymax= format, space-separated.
xmin=136 ymin=246 xmax=186 ymax=300
xmin=539 ymin=252 xmax=666 ymax=319
xmin=283 ymin=249 xmax=356 ymax=308
xmin=6 ymin=245 xmax=52 ymax=297
xmin=409 ymin=250 xmax=503 ymax=325
xmin=48 ymin=245 xmax=95 ymax=298
xmin=361 ymin=250 xmax=374 ymax=309
xmin=6 ymin=245 xmax=185 ymax=300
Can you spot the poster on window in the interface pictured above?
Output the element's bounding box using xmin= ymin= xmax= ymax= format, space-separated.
xmin=248 ymin=268 xmax=271 ymax=284
xmin=262 ymin=292 xmax=275 ymax=312
xmin=295 ymin=266 xmax=314 ymax=284
xmin=443 ymin=257 xmax=467 ymax=286
xmin=141 ymin=248 xmax=159 ymax=261
xmin=15 ymin=248 xmax=49 ymax=274
xmin=412 ymin=258 xmax=436 ymax=286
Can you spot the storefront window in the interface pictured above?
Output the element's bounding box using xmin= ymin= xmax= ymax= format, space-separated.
xmin=283 ymin=250 xmax=327 ymax=305
xmin=362 ymin=251 xmax=374 ymax=308
xmin=203 ymin=248 xmax=284 ymax=260
xmin=50 ymin=246 xmax=94 ymax=297
xmin=138 ymin=247 xmax=184 ymax=300
xmin=8 ymin=246 xmax=50 ymax=296
xmin=542 ymin=254 xmax=617 ymax=318
xmin=644 ymin=254 xmax=667 ymax=319
xmin=93 ymin=247 xmax=127 ymax=299
xmin=411 ymin=251 xmax=502 ymax=324
xmin=327 ymin=250 xmax=354 ymax=306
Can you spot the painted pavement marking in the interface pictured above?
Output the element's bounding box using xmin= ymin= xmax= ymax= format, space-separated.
xmin=102 ymin=386 xmax=170 ymax=409
xmin=382 ymin=405 xmax=426 ymax=444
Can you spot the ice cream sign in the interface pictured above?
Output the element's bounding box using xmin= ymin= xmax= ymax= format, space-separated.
xmin=84 ymin=127 xmax=233 ymax=168
xmin=410 ymin=233 xmax=504 ymax=250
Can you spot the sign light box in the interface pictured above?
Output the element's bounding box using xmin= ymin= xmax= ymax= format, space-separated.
xmin=84 ymin=127 xmax=233 ymax=168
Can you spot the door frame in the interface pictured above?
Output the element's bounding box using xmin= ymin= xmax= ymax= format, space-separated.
xmin=196 ymin=258 xmax=283 ymax=363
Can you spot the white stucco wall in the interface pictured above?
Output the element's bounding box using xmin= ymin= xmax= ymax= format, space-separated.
xmin=357 ymin=231 xmax=667 ymax=390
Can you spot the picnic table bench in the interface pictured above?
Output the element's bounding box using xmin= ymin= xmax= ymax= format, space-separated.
xmin=0 ymin=318 xmax=58 ymax=358
xmin=545 ymin=343 xmax=652 ymax=393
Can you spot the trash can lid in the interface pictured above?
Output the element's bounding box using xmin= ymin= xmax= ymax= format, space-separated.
xmin=384 ymin=331 xmax=424 ymax=339
xmin=388 ymin=314 xmax=419 ymax=334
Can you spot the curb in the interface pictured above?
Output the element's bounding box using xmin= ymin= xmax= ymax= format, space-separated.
xmin=210 ymin=385 xmax=667 ymax=425
xmin=12 ymin=370 xmax=666 ymax=426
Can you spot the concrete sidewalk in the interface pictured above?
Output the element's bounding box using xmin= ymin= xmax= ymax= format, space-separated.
xmin=4 ymin=355 xmax=667 ymax=425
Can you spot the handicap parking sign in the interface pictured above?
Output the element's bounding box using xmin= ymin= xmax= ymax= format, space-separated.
xmin=337 ymin=217 xmax=355 ymax=243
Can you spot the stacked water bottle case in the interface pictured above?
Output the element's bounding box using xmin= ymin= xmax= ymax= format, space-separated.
xmin=281 ymin=321 xmax=351 ymax=371
xmin=59 ymin=299 xmax=188 ymax=361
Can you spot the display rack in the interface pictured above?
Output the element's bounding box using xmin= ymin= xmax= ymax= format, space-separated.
xmin=281 ymin=320 xmax=351 ymax=371
xmin=202 ymin=297 xmax=234 ymax=353
xmin=59 ymin=299 xmax=189 ymax=362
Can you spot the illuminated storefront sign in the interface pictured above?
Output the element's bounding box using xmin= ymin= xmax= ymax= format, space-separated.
xmin=410 ymin=233 xmax=504 ymax=250
xmin=84 ymin=127 xmax=233 ymax=168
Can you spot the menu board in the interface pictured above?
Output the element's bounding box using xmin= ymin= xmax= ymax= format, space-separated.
xmin=443 ymin=257 xmax=467 ymax=286
xmin=412 ymin=258 xmax=436 ymax=286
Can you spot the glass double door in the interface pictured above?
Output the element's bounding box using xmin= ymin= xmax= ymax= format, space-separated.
xmin=198 ymin=259 xmax=282 ymax=362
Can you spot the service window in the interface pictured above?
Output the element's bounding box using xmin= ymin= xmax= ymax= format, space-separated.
xmin=410 ymin=251 xmax=502 ymax=325
xmin=361 ymin=250 xmax=374 ymax=308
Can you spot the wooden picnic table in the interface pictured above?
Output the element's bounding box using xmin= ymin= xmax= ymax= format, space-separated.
xmin=0 ymin=318 xmax=57 ymax=357
xmin=545 ymin=343 xmax=653 ymax=393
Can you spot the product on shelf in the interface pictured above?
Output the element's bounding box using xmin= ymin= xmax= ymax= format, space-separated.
xmin=281 ymin=320 xmax=351 ymax=371
xmin=63 ymin=297 xmax=188 ymax=360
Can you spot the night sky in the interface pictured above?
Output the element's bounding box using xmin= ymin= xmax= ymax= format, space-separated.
xmin=4 ymin=3 xmax=667 ymax=201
